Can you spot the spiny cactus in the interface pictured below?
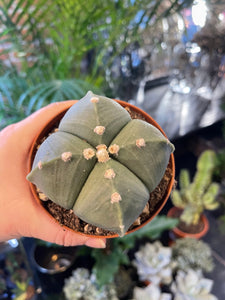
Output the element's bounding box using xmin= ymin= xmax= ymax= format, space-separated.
xmin=172 ymin=238 xmax=214 ymax=273
xmin=27 ymin=91 xmax=174 ymax=236
xmin=171 ymin=150 xmax=219 ymax=225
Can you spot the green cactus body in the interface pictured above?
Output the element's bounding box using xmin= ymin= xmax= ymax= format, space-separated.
xmin=27 ymin=91 xmax=174 ymax=236
xmin=171 ymin=150 xmax=219 ymax=225
xmin=74 ymin=159 xmax=149 ymax=236
xmin=110 ymin=119 xmax=173 ymax=191
xmin=29 ymin=131 xmax=97 ymax=209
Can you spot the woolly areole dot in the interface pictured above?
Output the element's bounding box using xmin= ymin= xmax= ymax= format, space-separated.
xmin=38 ymin=161 xmax=42 ymax=169
xmin=83 ymin=148 xmax=95 ymax=160
xmin=104 ymin=168 xmax=116 ymax=179
xmin=94 ymin=126 xmax=105 ymax=135
xmin=111 ymin=192 xmax=122 ymax=203
xmin=136 ymin=138 xmax=146 ymax=148
xmin=96 ymin=148 xmax=110 ymax=163
xmin=61 ymin=152 xmax=72 ymax=162
xmin=109 ymin=144 xmax=120 ymax=155
xmin=90 ymin=97 xmax=99 ymax=103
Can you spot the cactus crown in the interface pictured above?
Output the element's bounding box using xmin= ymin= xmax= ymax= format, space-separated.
xmin=171 ymin=150 xmax=219 ymax=225
xmin=27 ymin=91 xmax=174 ymax=236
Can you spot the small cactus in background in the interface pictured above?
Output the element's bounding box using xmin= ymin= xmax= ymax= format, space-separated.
xmin=172 ymin=238 xmax=214 ymax=273
xmin=27 ymin=91 xmax=174 ymax=236
xmin=171 ymin=150 xmax=219 ymax=225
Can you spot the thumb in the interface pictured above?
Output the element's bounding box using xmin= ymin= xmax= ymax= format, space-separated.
xmin=29 ymin=200 xmax=106 ymax=248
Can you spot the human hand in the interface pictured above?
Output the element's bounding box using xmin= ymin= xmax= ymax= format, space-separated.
xmin=0 ymin=101 xmax=106 ymax=248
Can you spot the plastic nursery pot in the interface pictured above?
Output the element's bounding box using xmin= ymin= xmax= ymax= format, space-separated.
xmin=28 ymin=99 xmax=175 ymax=239
xmin=167 ymin=207 xmax=209 ymax=239
xmin=31 ymin=244 xmax=77 ymax=294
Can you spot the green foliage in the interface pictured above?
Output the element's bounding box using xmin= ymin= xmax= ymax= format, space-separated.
xmin=0 ymin=0 xmax=194 ymax=128
xmin=214 ymin=149 xmax=225 ymax=181
xmin=0 ymin=71 xmax=99 ymax=129
xmin=0 ymin=0 xmax=194 ymax=79
xmin=0 ymin=72 xmax=27 ymax=128
xmin=91 ymin=245 xmax=129 ymax=287
xmin=219 ymin=214 xmax=225 ymax=234
xmin=172 ymin=238 xmax=214 ymax=273
xmin=171 ymin=150 xmax=220 ymax=225
xmin=80 ymin=215 xmax=178 ymax=287
xmin=0 ymin=277 xmax=6 ymax=294
xmin=27 ymin=92 xmax=174 ymax=236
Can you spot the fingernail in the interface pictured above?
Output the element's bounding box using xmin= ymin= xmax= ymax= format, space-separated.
xmin=85 ymin=238 xmax=106 ymax=249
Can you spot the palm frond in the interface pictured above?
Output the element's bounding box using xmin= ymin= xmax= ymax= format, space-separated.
xmin=17 ymin=78 xmax=99 ymax=114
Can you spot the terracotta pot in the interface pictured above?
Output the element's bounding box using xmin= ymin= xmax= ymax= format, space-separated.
xmin=28 ymin=99 xmax=175 ymax=239
xmin=167 ymin=206 xmax=209 ymax=239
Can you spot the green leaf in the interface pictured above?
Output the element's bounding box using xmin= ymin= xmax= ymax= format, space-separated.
xmin=122 ymin=215 xmax=179 ymax=241
xmin=92 ymin=246 xmax=129 ymax=287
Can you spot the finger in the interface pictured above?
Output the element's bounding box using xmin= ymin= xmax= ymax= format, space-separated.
xmin=27 ymin=197 xmax=106 ymax=248
xmin=32 ymin=220 xmax=107 ymax=248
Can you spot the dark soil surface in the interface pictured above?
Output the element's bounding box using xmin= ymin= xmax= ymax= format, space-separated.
xmin=43 ymin=163 xmax=172 ymax=236
xmin=171 ymin=208 xmax=205 ymax=234
xmin=34 ymin=105 xmax=174 ymax=236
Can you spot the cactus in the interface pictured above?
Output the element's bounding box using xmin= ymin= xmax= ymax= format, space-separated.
xmin=27 ymin=91 xmax=174 ymax=236
xmin=171 ymin=150 xmax=219 ymax=225
xmin=172 ymin=238 xmax=214 ymax=273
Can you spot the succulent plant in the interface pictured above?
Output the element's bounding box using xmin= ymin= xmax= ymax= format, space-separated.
xmin=172 ymin=238 xmax=214 ymax=273
xmin=133 ymin=241 xmax=174 ymax=285
xmin=171 ymin=150 xmax=219 ymax=225
xmin=63 ymin=268 xmax=118 ymax=300
xmin=27 ymin=91 xmax=174 ymax=236
xmin=133 ymin=283 xmax=172 ymax=300
xmin=171 ymin=269 xmax=218 ymax=300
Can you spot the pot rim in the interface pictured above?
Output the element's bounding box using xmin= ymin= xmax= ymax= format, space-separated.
xmin=28 ymin=99 xmax=175 ymax=239
xmin=167 ymin=206 xmax=209 ymax=239
xmin=31 ymin=244 xmax=77 ymax=275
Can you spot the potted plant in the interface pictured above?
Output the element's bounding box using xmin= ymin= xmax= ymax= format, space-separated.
xmin=30 ymin=240 xmax=78 ymax=295
xmin=27 ymin=91 xmax=175 ymax=239
xmin=168 ymin=150 xmax=219 ymax=239
xmin=132 ymin=241 xmax=174 ymax=286
xmin=63 ymin=268 xmax=118 ymax=300
xmin=171 ymin=269 xmax=218 ymax=300
xmin=171 ymin=238 xmax=214 ymax=273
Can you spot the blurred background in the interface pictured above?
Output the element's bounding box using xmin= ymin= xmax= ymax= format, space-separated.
xmin=0 ymin=0 xmax=224 ymax=135
xmin=1 ymin=1 xmax=225 ymax=300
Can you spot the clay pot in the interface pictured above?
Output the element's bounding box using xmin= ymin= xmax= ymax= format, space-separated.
xmin=167 ymin=206 xmax=209 ymax=239
xmin=28 ymin=100 xmax=175 ymax=239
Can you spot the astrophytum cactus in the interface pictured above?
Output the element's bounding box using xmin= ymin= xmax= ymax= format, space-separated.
xmin=27 ymin=91 xmax=174 ymax=236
